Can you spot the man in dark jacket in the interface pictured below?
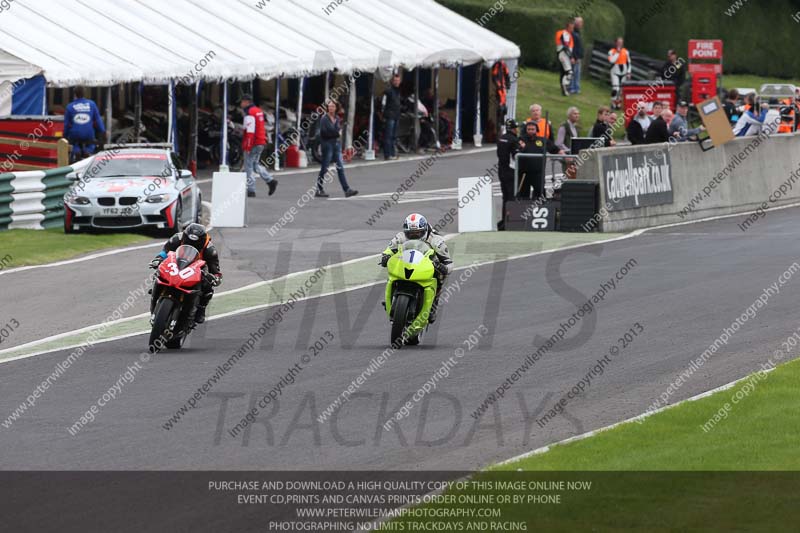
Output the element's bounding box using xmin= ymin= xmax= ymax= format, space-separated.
xmin=149 ymin=223 xmax=222 ymax=324
xmin=645 ymin=109 xmax=671 ymax=144
xmin=626 ymin=101 xmax=651 ymax=145
xmin=660 ymin=49 xmax=686 ymax=98
xmin=590 ymin=106 xmax=616 ymax=147
xmin=519 ymin=122 xmax=564 ymax=200
xmin=382 ymin=73 xmax=402 ymax=160
xmin=496 ymin=118 xmax=522 ymax=230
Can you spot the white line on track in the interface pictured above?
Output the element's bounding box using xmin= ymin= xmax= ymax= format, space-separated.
xmin=5 ymin=201 xmax=800 ymax=361
xmin=195 ymin=147 xmax=497 ymax=184
xmin=0 ymin=202 xmax=214 ymax=277
xmin=0 ymin=232 xmax=630 ymax=363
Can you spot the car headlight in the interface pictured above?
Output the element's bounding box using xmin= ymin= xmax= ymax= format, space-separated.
xmin=145 ymin=194 xmax=172 ymax=203
xmin=65 ymin=195 xmax=90 ymax=205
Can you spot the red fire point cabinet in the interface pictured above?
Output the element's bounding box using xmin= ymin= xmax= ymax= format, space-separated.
xmin=621 ymin=81 xmax=677 ymax=126
xmin=688 ymin=39 xmax=723 ymax=105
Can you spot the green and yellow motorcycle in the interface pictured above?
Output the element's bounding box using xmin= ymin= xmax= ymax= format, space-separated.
xmin=384 ymin=240 xmax=438 ymax=347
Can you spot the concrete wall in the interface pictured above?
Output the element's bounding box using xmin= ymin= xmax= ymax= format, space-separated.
xmin=577 ymin=130 xmax=800 ymax=232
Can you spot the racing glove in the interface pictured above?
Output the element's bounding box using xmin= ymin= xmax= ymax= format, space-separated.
xmin=435 ymin=261 xmax=450 ymax=277
xmin=205 ymin=272 xmax=222 ymax=287
xmin=149 ymin=257 xmax=163 ymax=269
xmin=379 ymin=253 xmax=392 ymax=267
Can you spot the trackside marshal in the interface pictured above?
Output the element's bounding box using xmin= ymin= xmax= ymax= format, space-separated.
xmin=603 ymin=149 xmax=673 ymax=210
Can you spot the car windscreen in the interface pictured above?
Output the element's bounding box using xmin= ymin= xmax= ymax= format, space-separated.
xmin=87 ymin=153 xmax=172 ymax=178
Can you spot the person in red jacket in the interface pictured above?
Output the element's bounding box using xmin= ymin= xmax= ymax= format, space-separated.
xmin=240 ymin=93 xmax=278 ymax=198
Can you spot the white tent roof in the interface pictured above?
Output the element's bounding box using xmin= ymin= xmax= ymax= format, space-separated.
xmin=0 ymin=0 xmax=520 ymax=87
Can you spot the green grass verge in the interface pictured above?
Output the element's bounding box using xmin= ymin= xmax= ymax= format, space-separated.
xmin=0 ymin=228 xmax=154 ymax=269
xmin=381 ymin=359 xmax=800 ymax=531
xmin=500 ymin=359 xmax=800 ymax=471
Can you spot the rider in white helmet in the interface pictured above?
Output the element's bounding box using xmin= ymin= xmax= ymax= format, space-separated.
xmin=379 ymin=213 xmax=453 ymax=322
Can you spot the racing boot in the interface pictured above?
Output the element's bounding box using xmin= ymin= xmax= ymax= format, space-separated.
xmin=195 ymin=292 xmax=213 ymax=324
xmin=428 ymin=296 xmax=440 ymax=324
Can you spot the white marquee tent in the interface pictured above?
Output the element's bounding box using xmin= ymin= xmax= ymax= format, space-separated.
xmin=0 ymin=0 xmax=520 ymax=164
xmin=0 ymin=0 xmax=519 ymax=85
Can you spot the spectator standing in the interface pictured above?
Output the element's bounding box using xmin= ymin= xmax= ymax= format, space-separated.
xmin=64 ymin=87 xmax=106 ymax=162
xmin=723 ymin=89 xmax=741 ymax=125
xmin=669 ymin=101 xmax=705 ymax=141
xmin=240 ymin=94 xmax=278 ymax=198
xmin=556 ymin=106 xmax=580 ymax=152
xmin=496 ymin=118 xmax=522 ymax=231
xmin=626 ymin=101 xmax=651 ymax=145
xmin=519 ymin=122 xmax=563 ymax=200
xmin=569 ymin=17 xmax=584 ymax=94
xmin=608 ymin=37 xmax=631 ymax=110
xmin=382 ymin=73 xmax=402 ymax=160
xmin=645 ymin=109 xmax=671 ymax=144
xmin=555 ymin=19 xmax=575 ymax=97
xmin=527 ymin=104 xmax=553 ymax=142
xmin=315 ymin=100 xmax=358 ymax=198
xmin=660 ymin=49 xmax=687 ymax=99
xmin=590 ymin=106 xmax=616 ymax=147
xmin=651 ymin=100 xmax=664 ymax=120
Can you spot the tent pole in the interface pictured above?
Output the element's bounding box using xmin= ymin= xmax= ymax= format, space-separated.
xmin=189 ymin=81 xmax=199 ymax=176
xmin=221 ymin=81 xmax=229 ymax=171
xmin=474 ymin=64 xmax=483 ymax=147
xmin=296 ymin=77 xmax=304 ymax=138
xmin=274 ymin=77 xmax=281 ymax=171
xmin=105 ymin=86 xmax=113 ymax=145
xmin=134 ymin=81 xmax=142 ymax=144
xmin=172 ymin=83 xmax=179 ymax=154
xmin=413 ymin=68 xmax=420 ymax=153
xmin=167 ymin=80 xmax=174 ymax=149
xmin=433 ymin=67 xmax=440 ymax=150
xmin=365 ymin=73 xmax=376 ymax=160
xmin=324 ymin=72 xmax=330 ymax=101
xmin=345 ymin=74 xmax=356 ymax=159
xmin=453 ymin=65 xmax=462 ymax=150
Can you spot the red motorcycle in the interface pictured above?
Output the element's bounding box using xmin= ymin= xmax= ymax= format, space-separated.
xmin=149 ymin=245 xmax=206 ymax=351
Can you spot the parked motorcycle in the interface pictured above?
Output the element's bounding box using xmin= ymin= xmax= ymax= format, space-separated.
xmin=149 ymin=245 xmax=207 ymax=352
xmin=384 ymin=240 xmax=438 ymax=347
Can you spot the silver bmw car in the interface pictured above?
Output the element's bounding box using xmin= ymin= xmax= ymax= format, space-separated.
xmin=63 ymin=147 xmax=201 ymax=235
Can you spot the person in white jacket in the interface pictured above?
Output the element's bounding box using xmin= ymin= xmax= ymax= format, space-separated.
xmin=733 ymin=95 xmax=770 ymax=137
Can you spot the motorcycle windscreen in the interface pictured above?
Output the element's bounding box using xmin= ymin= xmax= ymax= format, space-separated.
xmin=175 ymin=245 xmax=199 ymax=270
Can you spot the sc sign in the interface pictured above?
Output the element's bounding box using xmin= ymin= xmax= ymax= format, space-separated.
xmin=523 ymin=205 xmax=555 ymax=231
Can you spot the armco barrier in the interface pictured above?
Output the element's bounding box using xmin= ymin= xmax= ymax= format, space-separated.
xmin=578 ymin=130 xmax=800 ymax=232
xmin=0 ymin=159 xmax=90 ymax=231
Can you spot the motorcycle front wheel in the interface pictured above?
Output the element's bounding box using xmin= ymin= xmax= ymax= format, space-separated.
xmin=390 ymin=294 xmax=413 ymax=348
xmin=149 ymin=298 xmax=178 ymax=353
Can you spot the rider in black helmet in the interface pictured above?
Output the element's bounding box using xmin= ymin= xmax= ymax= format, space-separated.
xmin=149 ymin=223 xmax=222 ymax=324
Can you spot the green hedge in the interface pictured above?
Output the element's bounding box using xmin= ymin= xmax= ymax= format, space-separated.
xmin=609 ymin=0 xmax=800 ymax=77
xmin=439 ymin=0 xmax=625 ymax=69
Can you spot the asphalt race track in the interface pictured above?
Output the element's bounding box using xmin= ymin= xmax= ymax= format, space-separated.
xmin=2 ymin=207 xmax=798 ymax=470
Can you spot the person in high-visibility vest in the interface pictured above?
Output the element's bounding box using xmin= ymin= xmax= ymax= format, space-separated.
xmin=778 ymin=98 xmax=795 ymax=134
xmin=526 ymin=104 xmax=554 ymax=142
xmin=608 ymin=37 xmax=631 ymax=110
xmin=555 ymin=19 xmax=575 ymax=97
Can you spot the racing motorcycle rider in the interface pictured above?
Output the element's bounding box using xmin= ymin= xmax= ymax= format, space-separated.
xmin=379 ymin=214 xmax=453 ymax=323
xmin=149 ymin=223 xmax=222 ymax=324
